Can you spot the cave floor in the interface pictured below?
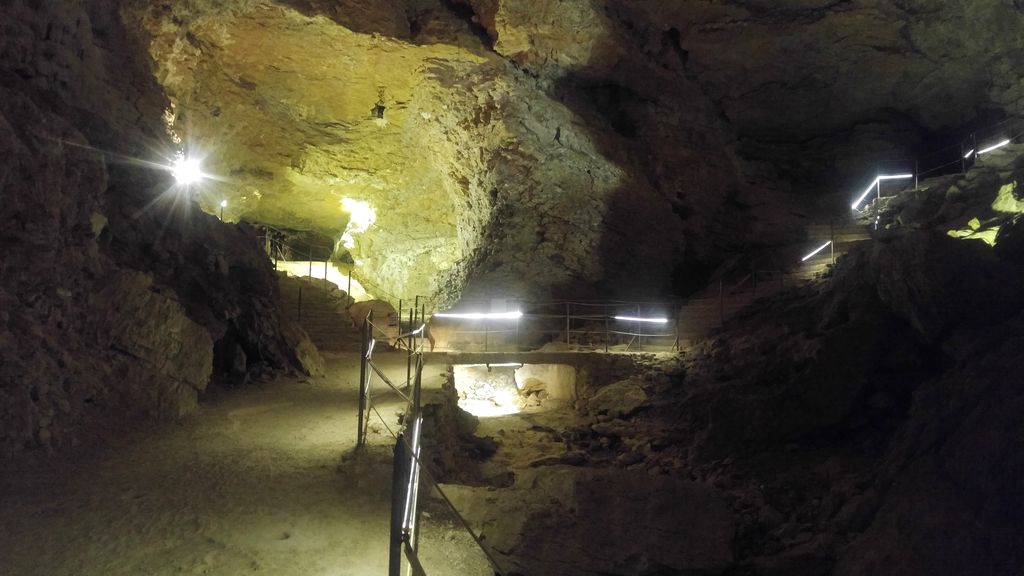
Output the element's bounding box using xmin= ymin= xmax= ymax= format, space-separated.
xmin=0 ymin=352 xmax=492 ymax=576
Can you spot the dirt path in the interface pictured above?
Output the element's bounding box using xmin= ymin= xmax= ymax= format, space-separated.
xmin=0 ymin=352 xmax=491 ymax=576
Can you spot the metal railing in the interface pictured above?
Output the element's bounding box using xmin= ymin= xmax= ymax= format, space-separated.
xmin=355 ymin=310 xmax=508 ymax=575
xmin=255 ymin=224 xmax=361 ymax=321
xmin=428 ymin=298 xmax=680 ymax=353
xmin=851 ymin=114 xmax=1024 ymax=220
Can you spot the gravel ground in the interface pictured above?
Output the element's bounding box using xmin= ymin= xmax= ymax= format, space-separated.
xmin=0 ymin=351 xmax=492 ymax=576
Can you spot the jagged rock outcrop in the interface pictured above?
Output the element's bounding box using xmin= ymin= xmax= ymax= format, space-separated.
xmin=0 ymin=0 xmax=321 ymax=456
xmin=134 ymin=0 xmax=788 ymax=304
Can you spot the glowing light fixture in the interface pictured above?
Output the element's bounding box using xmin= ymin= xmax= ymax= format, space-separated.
xmin=341 ymin=198 xmax=376 ymax=250
xmin=964 ymin=149 xmax=975 ymax=159
xmin=850 ymin=173 xmax=914 ymax=210
xmin=219 ymin=199 xmax=228 ymax=208
xmin=614 ymin=315 xmax=669 ymax=324
xmin=801 ymin=240 xmax=833 ymax=262
xmin=978 ymin=139 xmax=1011 ymax=155
xmin=433 ymin=310 xmax=523 ymax=320
xmin=172 ymin=157 xmax=204 ymax=186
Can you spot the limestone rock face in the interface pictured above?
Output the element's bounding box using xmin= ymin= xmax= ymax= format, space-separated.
xmin=135 ymin=0 xmax=773 ymax=304
xmin=0 ymin=0 xmax=322 ymax=456
xmin=465 ymin=0 xmax=1024 ymax=189
xmin=94 ymin=270 xmax=214 ymax=407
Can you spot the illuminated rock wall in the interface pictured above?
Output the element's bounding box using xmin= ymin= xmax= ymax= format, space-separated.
xmin=136 ymin=0 xmax=756 ymax=305
xmin=0 ymin=1 xmax=319 ymax=457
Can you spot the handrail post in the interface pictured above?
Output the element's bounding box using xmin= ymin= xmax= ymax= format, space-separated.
xmin=388 ymin=434 xmax=407 ymax=576
xmin=604 ymin=304 xmax=609 ymax=353
xmin=674 ymin=302 xmax=680 ymax=351
xmin=515 ymin=306 xmax=521 ymax=352
xmin=630 ymin=303 xmax=638 ymax=348
xmin=875 ymin=178 xmax=882 ymax=230
xmin=308 ymin=248 xmax=312 ymax=278
xmin=565 ymin=303 xmax=570 ymax=347
xmin=831 ymin=221 xmax=836 ymax=265
xmin=324 ymin=258 xmax=328 ymax=290
xmin=357 ymin=311 xmax=370 ymax=448
xmin=406 ymin=308 xmax=414 ymax=385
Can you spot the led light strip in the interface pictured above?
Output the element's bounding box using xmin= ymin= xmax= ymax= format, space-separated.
xmin=801 ymin=240 xmax=833 ymax=262
xmin=433 ymin=311 xmax=523 ymax=320
xmin=614 ymin=315 xmax=669 ymax=324
xmin=850 ymin=174 xmax=914 ymax=210
xmin=978 ymin=139 xmax=1011 ymax=155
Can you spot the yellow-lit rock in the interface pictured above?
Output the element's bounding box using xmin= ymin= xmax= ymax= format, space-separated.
xmin=134 ymin=1 xmax=744 ymax=305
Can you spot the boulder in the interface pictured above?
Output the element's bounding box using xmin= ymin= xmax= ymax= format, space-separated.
xmin=585 ymin=377 xmax=650 ymax=418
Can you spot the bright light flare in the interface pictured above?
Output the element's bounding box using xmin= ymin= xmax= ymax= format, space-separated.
xmin=850 ymin=173 xmax=914 ymax=210
xmin=614 ymin=315 xmax=669 ymax=324
xmin=978 ymin=139 xmax=1011 ymax=155
xmin=172 ymin=157 xmax=204 ymax=186
xmin=801 ymin=240 xmax=833 ymax=262
xmin=964 ymin=149 xmax=975 ymax=159
xmin=433 ymin=310 xmax=523 ymax=320
xmin=219 ymin=199 xmax=228 ymax=208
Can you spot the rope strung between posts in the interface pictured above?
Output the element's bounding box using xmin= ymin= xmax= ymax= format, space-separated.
xmin=367 ymin=402 xmax=510 ymax=576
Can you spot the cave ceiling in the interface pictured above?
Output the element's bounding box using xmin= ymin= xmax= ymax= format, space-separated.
xmin=132 ymin=0 xmax=1024 ymax=303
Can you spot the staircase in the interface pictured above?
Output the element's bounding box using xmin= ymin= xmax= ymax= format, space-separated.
xmin=677 ymin=221 xmax=871 ymax=345
xmin=278 ymin=274 xmax=362 ymax=352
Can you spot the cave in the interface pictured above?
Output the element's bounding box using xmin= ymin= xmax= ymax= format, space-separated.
xmin=2 ymin=1 xmax=1024 ymax=575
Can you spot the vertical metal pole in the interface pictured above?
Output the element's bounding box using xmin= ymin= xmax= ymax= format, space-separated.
xmin=914 ymin=159 xmax=919 ymax=190
xmin=388 ymin=435 xmax=407 ymax=576
xmin=397 ymin=299 xmax=403 ymax=344
xmin=406 ymin=308 xmax=414 ymax=387
xmin=347 ymin=272 xmax=352 ymax=298
xmin=831 ymin=221 xmax=836 ymax=265
xmin=674 ymin=302 xmax=679 ymax=351
xmin=324 ymin=259 xmax=328 ymax=289
xmin=565 ymin=303 xmax=571 ymax=347
xmin=604 ymin=304 xmax=609 ymax=353
xmin=357 ymin=314 xmax=369 ymax=448
xmin=635 ymin=303 xmax=641 ymax=351
xmin=875 ymin=179 xmax=881 ymax=230
xmin=308 ymin=248 xmax=313 ymax=278
xmin=515 ymin=309 xmax=520 ymax=352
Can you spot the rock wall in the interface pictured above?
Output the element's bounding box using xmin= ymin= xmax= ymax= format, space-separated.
xmin=135 ymin=0 xmax=783 ymax=306
xmin=0 ymin=0 xmax=320 ymax=457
